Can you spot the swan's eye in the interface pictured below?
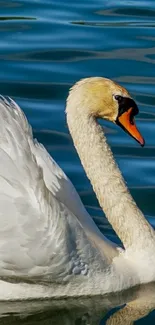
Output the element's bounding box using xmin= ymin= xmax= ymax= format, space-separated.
xmin=114 ymin=95 xmax=123 ymax=103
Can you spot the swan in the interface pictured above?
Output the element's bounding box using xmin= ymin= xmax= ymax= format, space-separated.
xmin=0 ymin=77 xmax=155 ymax=301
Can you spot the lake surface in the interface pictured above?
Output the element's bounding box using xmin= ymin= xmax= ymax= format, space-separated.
xmin=0 ymin=0 xmax=155 ymax=323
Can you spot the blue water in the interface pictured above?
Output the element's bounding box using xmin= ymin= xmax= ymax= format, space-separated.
xmin=0 ymin=0 xmax=155 ymax=323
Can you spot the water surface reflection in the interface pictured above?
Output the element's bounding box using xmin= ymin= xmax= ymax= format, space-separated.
xmin=0 ymin=282 xmax=155 ymax=324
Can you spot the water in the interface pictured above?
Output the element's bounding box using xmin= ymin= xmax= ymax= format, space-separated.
xmin=0 ymin=0 xmax=155 ymax=323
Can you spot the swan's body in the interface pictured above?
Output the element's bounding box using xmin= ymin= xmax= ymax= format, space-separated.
xmin=0 ymin=77 xmax=155 ymax=300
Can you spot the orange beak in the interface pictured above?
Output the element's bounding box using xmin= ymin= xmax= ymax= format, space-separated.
xmin=117 ymin=107 xmax=145 ymax=146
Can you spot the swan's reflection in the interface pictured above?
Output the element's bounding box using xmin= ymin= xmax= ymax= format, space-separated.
xmin=0 ymin=282 xmax=155 ymax=325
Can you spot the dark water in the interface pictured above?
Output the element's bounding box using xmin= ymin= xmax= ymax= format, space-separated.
xmin=0 ymin=0 xmax=155 ymax=323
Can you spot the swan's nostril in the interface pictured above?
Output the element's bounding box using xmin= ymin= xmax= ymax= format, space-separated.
xmin=116 ymin=107 xmax=145 ymax=146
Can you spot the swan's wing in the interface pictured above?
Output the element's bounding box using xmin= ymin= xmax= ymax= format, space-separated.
xmin=0 ymin=96 xmax=110 ymax=282
xmin=32 ymin=139 xmax=90 ymax=225
xmin=33 ymin=141 xmax=119 ymax=255
xmin=30 ymin=128 xmax=119 ymax=260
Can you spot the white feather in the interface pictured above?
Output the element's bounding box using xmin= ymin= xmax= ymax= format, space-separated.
xmin=0 ymin=96 xmax=110 ymax=286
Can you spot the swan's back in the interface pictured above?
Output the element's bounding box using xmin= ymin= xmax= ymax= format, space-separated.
xmin=0 ymin=96 xmax=112 ymax=287
xmin=0 ymin=96 xmax=72 ymax=281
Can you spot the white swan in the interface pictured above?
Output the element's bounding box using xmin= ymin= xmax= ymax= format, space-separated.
xmin=0 ymin=77 xmax=155 ymax=301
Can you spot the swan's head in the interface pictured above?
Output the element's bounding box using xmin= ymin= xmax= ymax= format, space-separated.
xmin=66 ymin=77 xmax=144 ymax=146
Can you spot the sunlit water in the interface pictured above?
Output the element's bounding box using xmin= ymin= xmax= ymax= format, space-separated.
xmin=0 ymin=0 xmax=155 ymax=323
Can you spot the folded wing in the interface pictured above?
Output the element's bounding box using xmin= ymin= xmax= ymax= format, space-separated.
xmin=0 ymin=97 xmax=110 ymax=283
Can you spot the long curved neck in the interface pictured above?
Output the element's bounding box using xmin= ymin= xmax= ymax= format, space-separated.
xmin=66 ymin=107 xmax=155 ymax=250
